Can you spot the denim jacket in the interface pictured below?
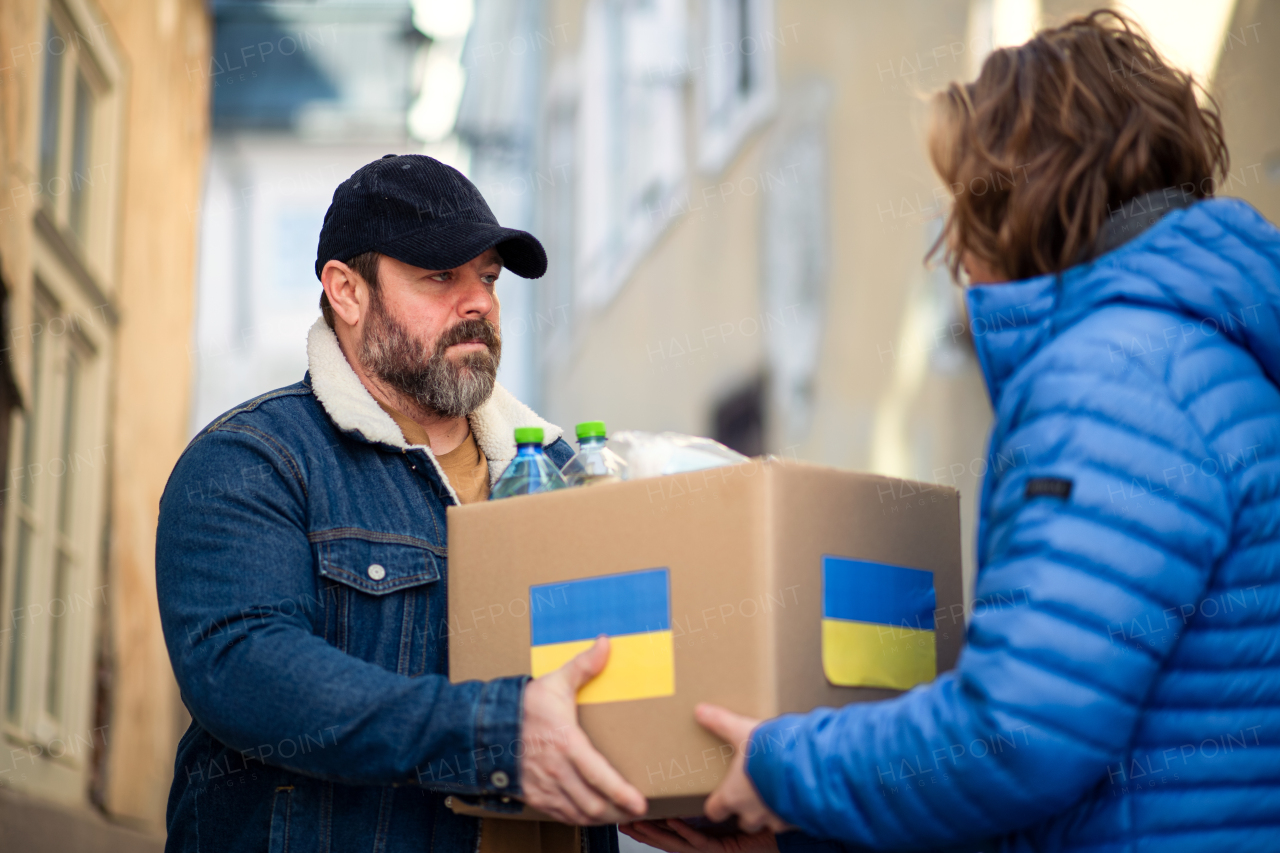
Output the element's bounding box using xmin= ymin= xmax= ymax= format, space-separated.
xmin=157 ymin=319 xmax=615 ymax=853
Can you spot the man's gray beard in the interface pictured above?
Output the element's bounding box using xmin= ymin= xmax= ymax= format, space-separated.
xmin=358 ymin=294 xmax=501 ymax=420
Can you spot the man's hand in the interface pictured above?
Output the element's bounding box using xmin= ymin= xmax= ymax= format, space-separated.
xmin=621 ymin=819 xmax=779 ymax=852
xmin=698 ymin=704 xmax=789 ymax=834
xmin=519 ymin=636 xmax=647 ymax=824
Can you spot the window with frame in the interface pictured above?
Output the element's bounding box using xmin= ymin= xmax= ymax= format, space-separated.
xmin=536 ymin=60 xmax=578 ymax=359
xmin=697 ymin=0 xmax=777 ymax=174
xmin=577 ymin=0 xmax=687 ymax=308
xmin=761 ymin=79 xmax=830 ymax=447
xmin=37 ymin=6 xmax=106 ymax=253
xmin=2 ymin=285 xmax=101 ymax=750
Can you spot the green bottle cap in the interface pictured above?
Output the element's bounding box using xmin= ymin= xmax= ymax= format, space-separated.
xmin=514 ymin=426 xmax=544 ymax=445
xmin=576 ymin=420 xmax=607 ymax=440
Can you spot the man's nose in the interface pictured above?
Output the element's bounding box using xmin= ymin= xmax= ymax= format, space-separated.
xmin=456 ymin=271 xmax=495 ymax=317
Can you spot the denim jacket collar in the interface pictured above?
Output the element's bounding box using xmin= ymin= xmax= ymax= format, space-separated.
xmin=305 ymin=318 xmax=564 ymax=489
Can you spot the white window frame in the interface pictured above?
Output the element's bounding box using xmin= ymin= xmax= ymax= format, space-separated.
xmin=33 ymin=0 xmax=125 ymax=284
xmin=761 ymin=79 xmax=830 ymax=447
xmin=1 ymin=260 xmax=113 ymax=805
xmin=696 ymin=0 xmax=777 ymax=175
xmin=576 ymin=0 xmax=688 ymax=310
xmin=534 ymin=56 xmax=579 ymax=367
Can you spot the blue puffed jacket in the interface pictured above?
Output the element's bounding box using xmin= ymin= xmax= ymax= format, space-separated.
xmin=754 ymin=197 xmax=1280 ymax=852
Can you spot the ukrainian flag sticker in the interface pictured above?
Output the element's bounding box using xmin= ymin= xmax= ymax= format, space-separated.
xmin=822 ymin=556 xmax=937 ymax=691
xmin=529 ymin=568 xmax=675 ymax=704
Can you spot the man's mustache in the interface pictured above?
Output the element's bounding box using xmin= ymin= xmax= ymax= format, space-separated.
xmin=434 ymin=319 xmax=500 ymax=357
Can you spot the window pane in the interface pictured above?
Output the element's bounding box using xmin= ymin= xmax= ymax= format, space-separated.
xmin=45 ymin=550 xmax=71 ymax=718
xmin=45 ymin=351 xmax=80 ymax=721
xmin=38 ymin=19 xmax=64 ymax=198
xmin=19 ymin=311 xmax=47 ymax=508
xmin=5 ymin=521 xmax=34 ymax=722
xmin=735 ymin=0 xmax=753 ymax=96
xmin=56 ymin=351 xmax=79 ymax=535
xmin=704 ymin=0 xmax=735 ymax=124
xmin=69 ymin=73 xmax=94 ymax=242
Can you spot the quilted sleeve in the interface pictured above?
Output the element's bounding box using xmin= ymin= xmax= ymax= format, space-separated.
xmin=747 ymin=361 xmax=1233 ymax=848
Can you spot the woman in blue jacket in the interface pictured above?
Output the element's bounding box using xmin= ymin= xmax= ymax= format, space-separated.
xmin=623 ymin=10 xmax=1280 ymax=853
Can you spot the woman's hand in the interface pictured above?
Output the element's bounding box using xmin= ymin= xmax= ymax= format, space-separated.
xmin=620 ymin=819 xmax=779 ymax=852
xmin=698 ymin=704 xmax=789 ymax=834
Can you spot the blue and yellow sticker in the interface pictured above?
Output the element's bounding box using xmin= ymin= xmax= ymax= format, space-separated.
xmin=822 ymin=556 xmax=937 ymax=690
xmin=529 ymin=568 xmax=674 ymax=704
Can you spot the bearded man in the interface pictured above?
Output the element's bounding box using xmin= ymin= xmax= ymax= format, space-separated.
xmin=155 ymin=155 xmax=644 ymax=853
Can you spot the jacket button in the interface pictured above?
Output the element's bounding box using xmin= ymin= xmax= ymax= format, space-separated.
xmin=367 ymin=564 xmax=386 ymax=580
xmin=491 ymin=770 xmax=509 ymax=788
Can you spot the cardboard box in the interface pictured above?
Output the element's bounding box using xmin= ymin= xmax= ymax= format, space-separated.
xmin=447 ymin=458 xmax=964 ymax=820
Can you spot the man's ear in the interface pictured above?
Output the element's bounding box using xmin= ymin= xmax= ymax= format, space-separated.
xmin=320 ymin=260 xmax=365 ymax=328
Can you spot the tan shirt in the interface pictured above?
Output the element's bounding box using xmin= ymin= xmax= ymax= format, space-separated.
xmin=377 ymin=401 xmax=490 ymax=503
xmin=436 ymin=430 xmax=490 ymax=504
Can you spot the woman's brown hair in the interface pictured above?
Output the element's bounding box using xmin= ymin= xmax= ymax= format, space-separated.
xmin=928 ymin=9 xmax=1229 ymax=282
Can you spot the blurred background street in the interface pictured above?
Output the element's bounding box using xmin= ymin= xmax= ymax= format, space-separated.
xmin=0 ymin=0 xmax=1275 ymax=848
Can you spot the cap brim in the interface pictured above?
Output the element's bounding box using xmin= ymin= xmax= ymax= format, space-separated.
xmin=375 ymin=221 xmax=548 ymax=279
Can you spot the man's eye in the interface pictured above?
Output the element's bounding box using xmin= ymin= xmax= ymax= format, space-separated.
xmin=431 ymin=273 xmax=450 ymax=282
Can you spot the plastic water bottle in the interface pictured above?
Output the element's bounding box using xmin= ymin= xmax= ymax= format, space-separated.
xmin=490 ymin=427 xmax=568 ymax=499
xmin=560 ymin=421 xmax=628 ymax=486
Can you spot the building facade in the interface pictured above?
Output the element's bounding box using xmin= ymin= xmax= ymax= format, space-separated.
xmin=467 ymin=0 xmax=996 ymax=597
xmin=461 ymin=0 xmax=1275 ymax=613
xmin=190 ymin=0 xmax=422 ymax=434
xmin=1213 ymin=0 xmax=1280 ymax=224
xmin=0 ymin=0 xmax=210 ymax=848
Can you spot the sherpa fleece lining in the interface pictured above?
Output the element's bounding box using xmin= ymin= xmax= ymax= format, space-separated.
xmin=305 ymin=318 xmax=563 ymax=498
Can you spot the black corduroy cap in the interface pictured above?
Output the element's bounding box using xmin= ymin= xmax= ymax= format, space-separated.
xmin=314 ymin=154 xmax=547 ymax=280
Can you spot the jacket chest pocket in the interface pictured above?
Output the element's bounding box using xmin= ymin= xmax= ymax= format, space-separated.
xmin=312 ymin=530 xmax=444 ymax=674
